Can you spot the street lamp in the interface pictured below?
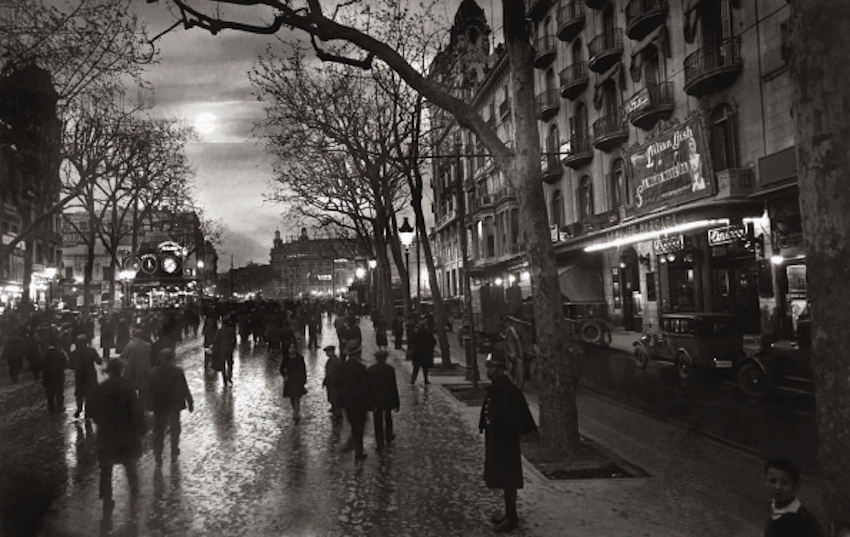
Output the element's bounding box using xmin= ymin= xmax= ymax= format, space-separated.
xmin=197 ymin=260 xmax=205 ymax=301
xmin=44 ymin=267 xmax=57 ymax=308
xmin=399 ymin=217 xmax=416 ymax=358
xmin=119 ymin=270 xmax=136 ymax=309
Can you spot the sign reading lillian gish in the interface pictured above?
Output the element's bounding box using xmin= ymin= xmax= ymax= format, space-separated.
xmin=625 ymin=114 xmax=714 ymax=217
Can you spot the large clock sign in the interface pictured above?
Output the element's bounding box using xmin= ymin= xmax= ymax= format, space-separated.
xmin=140 ymin=254 xmax=158 ymax=274
xmin=161 ymin=255 xmax=180 ymax=274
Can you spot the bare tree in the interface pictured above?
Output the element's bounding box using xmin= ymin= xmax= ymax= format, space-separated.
xmin=152 ymin=0 xmax=581 ymax=456
xmin=790 ymin=2 xmax=850 ymax=534
xmin=0 ymin=0 xmax=152 ymax=306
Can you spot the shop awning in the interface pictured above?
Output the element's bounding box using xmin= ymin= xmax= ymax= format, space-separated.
xmin=558 ymin=260 xmax=605 ymax=303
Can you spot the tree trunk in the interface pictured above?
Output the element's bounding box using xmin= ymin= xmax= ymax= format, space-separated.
xmin=791 ymin=3 xmax=850 ymax=533
xmin=502 ymin=0 xmax=582 ymax=457
xmin=414 ymin=201 xmax=451 ymax=367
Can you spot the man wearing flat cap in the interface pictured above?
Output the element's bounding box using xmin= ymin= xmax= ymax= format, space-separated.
xmin=479 ymin=350 xmax=537 ymax=533
xmin=69 ymin=333 xmax=102 ymax=423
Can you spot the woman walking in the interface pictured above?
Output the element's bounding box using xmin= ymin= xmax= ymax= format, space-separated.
xmin=374 ymin=313 xmax=388 ymax=352
xmin=280 ymin=341 xmax=307 ymax=423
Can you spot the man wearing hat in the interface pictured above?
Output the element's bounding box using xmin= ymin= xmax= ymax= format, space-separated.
xmin=479 ymin=351 xmax=537 ymax=533
xmin=337 ymin=344 xmax=369 ymax=461
xmin=69 ymin=333 xmax=103 ymax=422
xmin=322 ymin=345 xmax=342 ymax=418
xmin=367 ymin=350 xmax=400 ymax=452
xmin=88 ymin=359 xmax=145 ymax=516
xmin=148 ymin=348 xmax=194 ymax=464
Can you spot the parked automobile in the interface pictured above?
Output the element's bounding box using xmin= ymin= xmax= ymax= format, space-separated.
xmin=737 ymin=318 xmax=814 ymax=398
xmin=633 ymin=313 xmax=744 ymax=380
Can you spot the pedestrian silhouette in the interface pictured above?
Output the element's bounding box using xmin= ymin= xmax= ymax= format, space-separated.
xmin=367 ymin=350 xmax=399 ymax=452
xmin=479 ymin=352 xmax=537 ymax=533
xmin=149 ymin=348 xmax=194 ymax=465
xmin=88 ymin=359 xmax=146 ymax=517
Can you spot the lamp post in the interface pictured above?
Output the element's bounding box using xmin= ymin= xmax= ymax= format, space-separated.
xmin=368 ymin=258 xmax=377 ymax=314
xmin=44 ymin=267 xmax=57 ymax=310
xmin=118 ymin=270 xmax=136 ymax=309
xmin=399 ymin=217 xmax=416 ymax=358
xmin=196 ymin=260 xmax=205 ymax=303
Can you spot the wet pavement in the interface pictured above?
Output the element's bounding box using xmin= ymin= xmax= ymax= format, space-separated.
xmin=1 ymin=318 xmax=512 ymax=536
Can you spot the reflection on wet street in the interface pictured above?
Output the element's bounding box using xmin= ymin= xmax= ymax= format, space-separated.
xmin=0 ymin=317 xmax=505 ymax=536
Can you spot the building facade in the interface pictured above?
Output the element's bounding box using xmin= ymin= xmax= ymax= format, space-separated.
xmin=269 ymin=229 xmax=362 ymax=299
xmin=428 ymin=0 xmax=532 ymax=319
xmin=429 ymin=0 xmax=798 ymax=340
xmin=525 ymin=0 xmax=795 ymax=337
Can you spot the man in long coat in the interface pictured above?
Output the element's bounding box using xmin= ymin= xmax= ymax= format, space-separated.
xmin=70 ymin=334 xmax=103 ymax=422
xmin=89 ymin=359 xmax=146 ymax=516
xmin=2 ymin=327 xmax=27 ymax=383
xmin=338 ymin=350 xmax=369 ymax=461
xmin=409 ymin=321 xmax=436 ymax=384
xmin=479 ymin=352 xmax=537 ymax=533
xmin=41 ymin=335 xmax=68 ymax=415
xmin=120 ymin=329 xmax=152 ymax=409
xmin=366 ymin=350 xmax=399 ymax=452
xmin=148 ymin=348 xmax=193 ymax=464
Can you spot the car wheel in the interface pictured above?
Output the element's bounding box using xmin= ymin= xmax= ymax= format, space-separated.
xmin=580 ymin=322 xmax=602 ymax=345
xmin=676 ymin=352 xmax=694 ymax=380
xmin=634 ymin=348 xmax=649 ymax=369
xmin=737 ymin=362 xmax=771 ymax=398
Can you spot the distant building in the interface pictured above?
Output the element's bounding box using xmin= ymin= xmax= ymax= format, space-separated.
xmin=269 ymin=228 xmax=362 ymax=299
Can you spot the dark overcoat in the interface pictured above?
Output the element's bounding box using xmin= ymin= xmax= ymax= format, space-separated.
xmin=41 ymin=346 xmax=67 ymax=393
xmin=410 ymin=327 xmax=436 ymax=368
xmin=148 ymin=363 xmax=193 ymax=415
xmin=211 ymin=325 xmax=236 ymax=371
xmin=71 ymin=346 xmax=102 ymax=397
xmin=337 ymin=359 xmax=369 ymax=412
xmin=478 ymin=375 xmax=537 ymax=490
xmin=280 ymin=352 xmax=307 ymax=398
xmin=2 ymin=334 xmax=26 ymax=371
xmin=323 ymin=354 xmax=342 ymax=406
xmin=89 ymin=376 xmax=146 ymax=462
xmin=366 ymin=362 xmax=400 ymax=410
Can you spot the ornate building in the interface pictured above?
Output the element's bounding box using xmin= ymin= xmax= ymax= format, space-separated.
xmin=526 ymin=0 xmax=794 ymax=336
xmin=428 ymin=0 xmax=797 ymax=339
xmin=269 ymin=229 xmax=361 ymax=299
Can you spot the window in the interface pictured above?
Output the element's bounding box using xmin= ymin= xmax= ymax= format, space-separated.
xmin=603 ymin=4 xmax=615 ymax=32
xmin=609 ymin=158 xmax=624 ymax=210
xmin=572 ymin=39 xmax=583 ymax=65
xmin=510 ymin=208 xmax=519 ymax=245
xmin=551 ymin=190 xmax=564 ymax=228
xmin=545 ymin=68 xmax=556 ymax=91
xmin=578 ymin=176 xmax=593 ymax=220
xmin=571 ymin=102 xmax=589 ymax=145
xmin=710 ymin=104 xmax=738 ymax=172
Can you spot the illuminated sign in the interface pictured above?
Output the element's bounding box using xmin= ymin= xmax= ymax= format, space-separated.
xmin=157 ymin=241 xmax=183 ymax=254
xmin=708 ymin=224 xmax=747 ymax=246
xmin=624 ymin=113 xmax=714 ymax=216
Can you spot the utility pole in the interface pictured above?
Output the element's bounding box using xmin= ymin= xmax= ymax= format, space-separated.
xmin=230 ymin=254 xmax=234 ymax=299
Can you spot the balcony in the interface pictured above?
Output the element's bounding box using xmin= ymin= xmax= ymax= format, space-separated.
xmin=559 ymin=62 xmax=589 ymax=100
xmin=533 ymin=35 xmax=557 ymax=69
xmin=588 ymin=29 xmax=624 ymax=73
xmin=541 ymin=152 xmax=563 ymax=184
xmin=561 ymin=133 xmax=593 ymax=169
xmin=714 ymin=168 xmax=755 ymax=199
xmin=557 ymin=1 xmax=586 ymax=42
xmin=582 ymin=209 xmax=620 ymax=232
xmin=625 ymin=0 xmax=669 ymax=41
xmin=492 ymin=187 xmax=516 ymax=204
xmin=586 ymin=0 xmax=607 ymax=9
xmin=435 ymin=209 xmax=457 ymax=230
xmin=683 ymin=37 xmax=743 ymax=97
xmin=593 ymin=113 xmax=629 ymax=151
xmin=535 ymin=88 xmax=560 ymax=121
xmin=508 ymin=242 xmax=526 ymax=255
xmin=625 ymin=81 xmax=674 ymax=130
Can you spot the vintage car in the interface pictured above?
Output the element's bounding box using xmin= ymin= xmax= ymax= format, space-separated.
xmin=737 ymin=318 xmax=814 ymax=398
xmin=633 ymin=313 xmax=744 ymax=380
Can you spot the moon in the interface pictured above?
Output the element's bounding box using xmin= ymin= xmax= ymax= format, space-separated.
xmin=195 ymin=112 xmax=216 ymax=134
